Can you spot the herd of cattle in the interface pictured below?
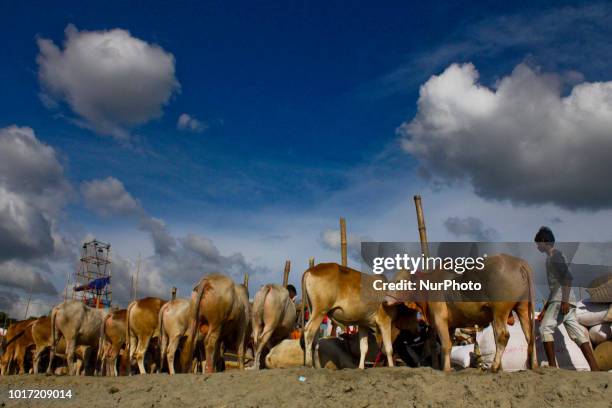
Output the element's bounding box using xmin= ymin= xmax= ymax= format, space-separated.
xmin=0 ymin=255 xmax=537 ymax=376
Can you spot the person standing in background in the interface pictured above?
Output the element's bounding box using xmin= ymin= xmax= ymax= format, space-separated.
xmin=534 ymin=226 xmax=599 ymax=370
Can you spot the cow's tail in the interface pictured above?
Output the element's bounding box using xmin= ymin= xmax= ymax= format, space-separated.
xmin=300 ymin=267 xmax=312 ymax=365
xmin=183 ymin=278 xmax=206 ymax=373
xmin=158 ymin=302 xmax=167 ymax=372
xmin=3 ymin=320 xmax=36 ymax=348
xmin=46 ymin=306 xmax=59 ymax=374
xmin=522 ymin=260 xmax=537 ymax=369
xmin=97 ymin=313 xmax=111 ymax=376
xmin=256 ymin=285 xmax=282 ymax=344
xmin=125 ymin=301 xmax=136 ymax=374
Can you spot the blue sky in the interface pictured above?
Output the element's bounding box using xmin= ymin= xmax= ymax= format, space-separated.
xmin=2 ymin=1 xmax=612 ymax=316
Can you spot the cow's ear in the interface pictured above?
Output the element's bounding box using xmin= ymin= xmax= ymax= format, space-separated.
xmin=404 ymin=302 xmax=419 ymax=311
xmin=383 ymin=295 xmax=401 ymax=306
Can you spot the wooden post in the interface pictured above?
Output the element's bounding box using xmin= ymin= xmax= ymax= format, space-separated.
xmin=243 ymin=272 xmax=249 ymax=291
xmin=302 ymin=258 xmax=314 ymax=365
xmin=134 ymin=253 xmax=141 ymax=301
xmin=340 ymin=217 xmax=347 ymax=266
xmin=23 ymin=281 xmax=34 ymax=319
xmin=171 ymin=287 xmax=177 ymax=300
xmin=413 ymin=195 xmax=430 ymax=258
xmin=282 ymin=260 xmax=291 ymax=287
xmin=129 ymin=275 xmax=134 ymax=302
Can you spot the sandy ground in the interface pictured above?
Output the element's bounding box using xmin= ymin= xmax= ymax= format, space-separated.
xmin=1 ymin=367 xmax=611 ymax=408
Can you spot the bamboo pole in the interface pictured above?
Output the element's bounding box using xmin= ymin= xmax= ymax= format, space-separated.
xmin=282 ymin=260 xmax=291 ymax=287
xmin=413 ymin=195 xmax=430 ymax=258
xmin=129 ymin=275 xmax=134 ymax=302
xmin=302 ymin=258 xmax=313 ymax=365
xmin=23 ymin=280 xmax=34 ymax=319
xmin=340 ymin=217 xmax=347 ymax=266
xmin=243 ymin=272 xmax=249 ymax=291
xmin=63 ymin=270 xmax=70 ymax=302
xmin=134 ymin=253 xmax=141 ymax=301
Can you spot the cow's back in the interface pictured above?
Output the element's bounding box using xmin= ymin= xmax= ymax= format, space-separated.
xmin=444 ymin=254 xmax=533 ymax=328
xmin=56 ymin=300 xmax=106 ymax=347
xmin=106 ymin=309 xmax=127 ymax=344
xmin=305 ymin=263 xmax=383 ymax=325
xmin=130 ymin=297 xmax=166 ymax=338
xmin=32 ymin=317 xmax=52 ymax=346
xmin=193 ymin=275 xmax=236 ymax=327
xmin=160 ymin=299 xmax=190 ymax=337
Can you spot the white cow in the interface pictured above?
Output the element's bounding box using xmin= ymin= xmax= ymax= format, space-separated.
xmin=48 ymin=300 xmax=107 ymax=375
xmin=158 ymin=298 xmax=190 ymax=374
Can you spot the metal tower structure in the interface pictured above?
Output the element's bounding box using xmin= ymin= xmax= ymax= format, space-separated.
xmin=73 ymin=239 xmax=112 ymax=308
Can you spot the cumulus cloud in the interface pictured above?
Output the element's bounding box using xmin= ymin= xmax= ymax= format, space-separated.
xmin=138 ymin=216 xmax=176 ymax=257
xmin=81 ymin=176 xmax=177 ymax=256
xmin=443 ymin=216 xmax=498 ymax=241
xmin=399 ymin=62 xmax=612 ymax=210
xmin=319 ymin=229 xmax=371 ymax=262
xmin=81 ymin=177 xmax=141 ymax=216
xmin=37 ymin=24 xmax=180 ymax=140
xmin=0 ymin=260 xmax=58 ymax=295
xmin=0 ymin=290 xmax=54 ymax=319
xmin=177 ymin=113 xmax=207 ymax=133
xmin=107 ymin=254 xmax=167 ymax=304
xmin=80 ymin=176 xmax=264 ymax=296
xmin=0 ymin=126 xmax=71 ymax=262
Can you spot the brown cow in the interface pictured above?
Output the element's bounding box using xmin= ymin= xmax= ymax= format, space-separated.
xmin=49 ymin=301 xmax=107 ymax=375
xmin=98 ymin=309 xmax=127 ymax=376
xmin=32 ymin=316 xmax=63 ymax=374
xmin=126 ymin=297 xmax=166 ymax=374
xmin=252 ymin=284 xmax=296 ymax=369
xmin=31 ymin=317 xmax=89 ymax=375
xmin=158 ymin=298 xmax=190 ymax=374
xmin=1 ymin=318 xmax=36 ymax=375
xmin=183 ymin=275 xmax=250 ymax=373
xmin=301 ymin=263 xmax=397 ymax=369
xmin=409 ymin=254 xmax=537 ymax=372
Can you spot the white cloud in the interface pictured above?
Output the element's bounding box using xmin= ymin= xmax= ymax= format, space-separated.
xmin=79 ymin=176 xmax=266 ymax=300
xmin=319 ymin=228 xmax=371 ymax=262
xmin=399 ymin=62 xmax=612 ymax=210
xmin=0 ymin=261 xmax=58 ymax=295
xmin=443 ymin=216 xmax=498 ymax=241
xmin=37 ymin=24 xmax=180 ymax=140
xmin=138 ymin=216 xmax=176 ymax=257
xmin=81 ymin=177 xmax=141 ymax=216
xmin=0 ymin=126 xmax=72 ymax=263
xmin=369 ymin=4 xmax=612 ymax=98
xmin=177 ymin=113 xmax=207 ymax=133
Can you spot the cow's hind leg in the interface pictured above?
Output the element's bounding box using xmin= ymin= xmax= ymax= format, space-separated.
xmin=357 ymin=326 xmax=369 ymax=369
xmin=490 ymin=310 xmax=510 ymax=373
xmin=160 ymin=332 xmax=168 ymax=374
xmin=431 ymin=314 xmax=452 ymax=372
xmin=65 ymin=339 xmax=76 ymax=376
xmin=33 ymin=347 xmax=47 ymax=374
xmin=110 ymin=346 xmax=120 ymax=376
xmin=252 ymin=319 xmax=263 ymax=369
xmin=236 ymin=324 xmax=247 ymax=370
xmin=376 ymin=309 xmax=395 ymax=368
xmin=516 ymin=302 xmax=537 ymax=369
xmin=135 ymin=336 xmax=151 ymax=374
xmin=204 ymin=328 xmax=221 ymax=373
xmin=254 ymin=325 xmax=274 ymax=370
xmin=167 ymin=336 xmax=181 ymax=375
xmin=303 ymin=311 xmax=326 ymax=367
xmin=17 ymin=350 xmax=26 ymax=375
